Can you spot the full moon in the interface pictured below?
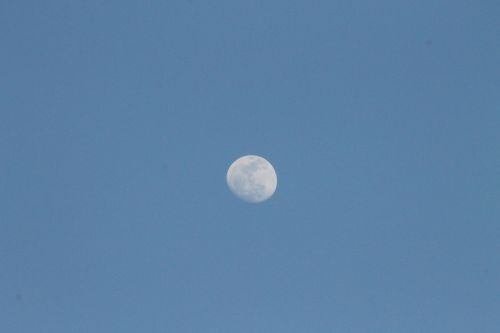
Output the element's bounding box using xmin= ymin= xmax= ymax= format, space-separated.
xmin=226 ymin=155 xmax=277 ymax=203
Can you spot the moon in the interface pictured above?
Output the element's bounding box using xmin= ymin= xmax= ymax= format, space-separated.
xmin=226 ymin=155 xmax=277 ymax=203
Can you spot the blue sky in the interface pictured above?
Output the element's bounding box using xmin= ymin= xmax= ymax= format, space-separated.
xmin=1 ymin=1 xmax=499 ymax=332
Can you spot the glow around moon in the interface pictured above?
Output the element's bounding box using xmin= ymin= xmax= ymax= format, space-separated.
xmin=226 ymin=155 xmax=277 ymax=203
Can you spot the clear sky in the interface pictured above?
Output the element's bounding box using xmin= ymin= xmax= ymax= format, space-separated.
xmin=1 ymin=1 xmax=499 ymax=332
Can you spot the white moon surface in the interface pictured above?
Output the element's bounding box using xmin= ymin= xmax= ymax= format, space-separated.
xmin=226 ymin=155 xmax=277 ymax=203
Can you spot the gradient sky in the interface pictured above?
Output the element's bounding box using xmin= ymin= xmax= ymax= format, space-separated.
xmin=1 ymin=1 xmax=499 ymax=332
